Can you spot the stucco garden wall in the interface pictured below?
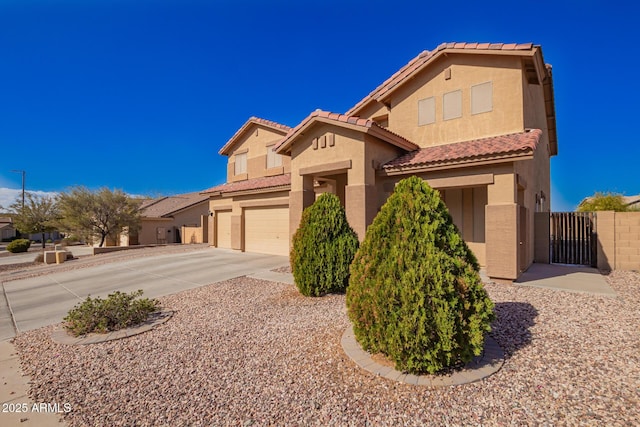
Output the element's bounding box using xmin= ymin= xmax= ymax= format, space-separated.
xmin=597 ymin=211 xmax=640 ymax=271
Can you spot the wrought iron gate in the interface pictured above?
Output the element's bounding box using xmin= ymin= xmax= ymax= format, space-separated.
xmin=550 ymin=212 xmax=597 ymax=266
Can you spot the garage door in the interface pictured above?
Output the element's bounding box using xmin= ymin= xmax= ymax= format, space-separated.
xmin=216 ymin=210 xmax=232 ymax=249
xmin=244 ymin=206 xmax=289 ymax=256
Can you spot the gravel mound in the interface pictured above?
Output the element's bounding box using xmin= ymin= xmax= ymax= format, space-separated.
xmin=13 ymin=271 xmax=640 ymax=426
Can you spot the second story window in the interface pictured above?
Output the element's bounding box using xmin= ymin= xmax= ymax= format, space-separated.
xmin=235 ymin=152 xmax=247 ymax=175
xmin=418 ymin=97 xmax=435 ymax=126
xmin=471 ymin=81 xmax=493 ymax=115
xmin=443 ymin=90 xmax=462 ymax=121
xmin=266 ymin=146 xmax=282 ymax=169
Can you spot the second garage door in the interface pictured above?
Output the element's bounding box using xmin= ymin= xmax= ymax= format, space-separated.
xmin=244 ymin=206 xmax=289 ymax=256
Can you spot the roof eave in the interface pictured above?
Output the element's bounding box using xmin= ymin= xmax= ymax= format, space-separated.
xmin=276 ymin=116 xmax=416 ymax=154
xmin=378 ymin=151 xmax=535 ymax=176
xmin=215 ymin=185 xmax=291 ymax=198
xmin=219 ymin=118 xmax=289 ymax=156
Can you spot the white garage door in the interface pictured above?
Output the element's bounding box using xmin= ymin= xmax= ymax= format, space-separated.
xmin=244 ymin=206 xmax=289 ymax=256
xmin=216 ymin=210 xmax=232 ymax=249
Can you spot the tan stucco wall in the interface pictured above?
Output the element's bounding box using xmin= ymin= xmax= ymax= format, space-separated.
xmin=182 ymin=216 xmax=208 ymax=244
xmin=226 ymin=124 xmax=290 ymax=182
xmin=597 ymin=211 xmax=640 ymax=271
xmin=139 ymin=218 xmax=174 ymax=244
xmin=359 ymin=54 xmax=526 ymax=148
xmin=290 ymin=124 xmax=367 ymax=189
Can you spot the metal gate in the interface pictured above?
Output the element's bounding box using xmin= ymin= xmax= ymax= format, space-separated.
xmin=550 ymin=212 xmax=597 ymax=266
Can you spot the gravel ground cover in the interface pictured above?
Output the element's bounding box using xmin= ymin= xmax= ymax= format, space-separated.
xmin=13 ymin=270 xmax=640 ymax=426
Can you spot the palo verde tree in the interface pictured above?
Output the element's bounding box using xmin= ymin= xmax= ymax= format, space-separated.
xmin=290 ymin=193 xmax=359 ymax=296
xmin=346 ymin=176 xmax=495 ymax=375
xmin=57 ymin=186 xmax=142 ymax=247
xmin=7 ymin=192 xmax=60 ymax=249
xmin=577 ymin=192 xmax=638 ymax=212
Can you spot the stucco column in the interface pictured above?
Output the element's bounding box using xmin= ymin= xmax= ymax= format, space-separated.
xmin=289 ymin=175 xmax=315 ymax=242
xmin=533 ymin=212 xmax=550 ymax=263
xmin=231 ymin=215 xmax=243 ymax=250
xmin=345 ymin=184 xmax=377 ymax=241
xmin=485 ymin=204 xmax=519 ymax=280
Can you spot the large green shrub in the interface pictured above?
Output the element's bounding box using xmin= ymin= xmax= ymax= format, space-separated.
xmin=291 ymin=193 xmax=359 ymax=296
xmin=346 ymin=176 xmax=495 ymax=374
xmin=6 ymin=238 xmax=31 ymax=253
xmin=64 ymin=290 xmax=159 ymax=336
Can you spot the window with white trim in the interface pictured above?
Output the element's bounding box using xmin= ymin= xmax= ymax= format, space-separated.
xmin=266 ymin=146 xmax=282 ymax=169
xmin=234 ymin=152 xmax=247 ymax=175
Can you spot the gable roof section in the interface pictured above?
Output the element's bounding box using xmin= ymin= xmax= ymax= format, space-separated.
xmin=219 ymin=117 xmax=291 ymax=156
xmin=347 ymin=42 xmax=541 ymax=117
xmin=382 ymin=129 xmax=542 ymax=174
xmin=275 ymin=110 xmax=418 ymax=154
xmin=141 ymin=192 xmax=209 ymax=218
xmin=202 ymin=173 xmax=291 ymax=196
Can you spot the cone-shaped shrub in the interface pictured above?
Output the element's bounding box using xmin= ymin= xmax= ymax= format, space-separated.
xmin=346 ymin=176 xmax=495 ymax=374
xmin=291 ymin=193 xmax=359 ymax=297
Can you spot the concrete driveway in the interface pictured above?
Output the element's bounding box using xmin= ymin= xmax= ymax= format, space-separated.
xmin=1 ymin=248 xmax=288 ymax=339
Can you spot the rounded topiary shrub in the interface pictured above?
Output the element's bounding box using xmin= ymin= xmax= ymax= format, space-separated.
xmin=291 ymin=193 xmax=359 ymax=297
xmin=6 ymin=238 xmax=31 ymax=253
xmin=346 ymin=176 xmax=495 ymax=374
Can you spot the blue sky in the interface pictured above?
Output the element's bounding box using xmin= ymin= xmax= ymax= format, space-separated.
xmin=0 ymin=0 xmax=638 ymax=211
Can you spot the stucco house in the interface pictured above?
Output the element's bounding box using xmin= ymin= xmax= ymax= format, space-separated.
xmin=134 ymin=192 xmax=210 ymax=245
xmin=203 ymin=42 xmax=558 ymax=281
xmin=0 ymin=217 xmax=17 ymax=241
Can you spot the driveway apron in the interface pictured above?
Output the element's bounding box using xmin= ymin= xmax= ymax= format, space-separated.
xmin=2 ymin=248 xmax=288 ymax=335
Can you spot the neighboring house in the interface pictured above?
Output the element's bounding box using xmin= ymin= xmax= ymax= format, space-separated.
xmin=0 ymin=217 xmax=17 ymax=241
xmin=623 ymin=195 xmax=640 ymax=209
xmin=133 ymin=192 xmax=210 ymax=245
xmin=203 ymin=42 xmax=558 ymax=281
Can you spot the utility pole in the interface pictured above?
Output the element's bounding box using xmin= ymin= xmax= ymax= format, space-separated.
xmin=10 ymin=169 xmax=26 ymax=211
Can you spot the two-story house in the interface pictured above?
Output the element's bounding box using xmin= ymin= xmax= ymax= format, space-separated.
xmin=203 ymin=42 xmax=557 ymax=280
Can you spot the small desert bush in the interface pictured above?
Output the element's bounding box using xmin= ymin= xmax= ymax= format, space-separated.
xmin=6 ymin=239 xmax=31 ymax=253
xmin=290 ymin=193 xmax=359 ymax=296
xmin=346 ymin=176 xmax=495 ymax=374
xmin=64 ymin=290 xmax=159 ymax=336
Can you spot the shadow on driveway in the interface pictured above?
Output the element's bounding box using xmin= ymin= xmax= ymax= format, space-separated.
xmin=514 ymin=263 xmax=616 ymax=297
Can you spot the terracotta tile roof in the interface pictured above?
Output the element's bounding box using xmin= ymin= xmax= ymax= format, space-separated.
xmin=347 ymin=42 xmax=536 ymax=116
xmin=140 ymin=192 xmax=209 ymax=218
xmin=383 ymin=129 xmax=542 ymax=171
xmin=219 ymin=116 xmax=291 ymax=155
xmin=275 ymin=110 xmax=418 ymax=153
xmin=202 ymin=173 xmax=291 ymax=195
